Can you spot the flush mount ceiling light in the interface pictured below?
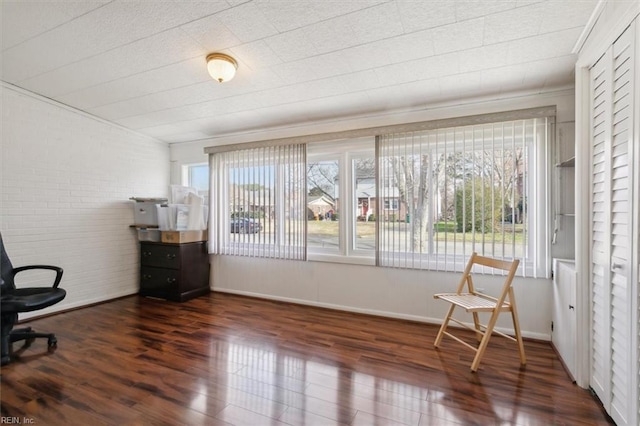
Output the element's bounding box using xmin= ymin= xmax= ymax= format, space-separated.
xmin=206 ymin=53 xmax=238 ymax=83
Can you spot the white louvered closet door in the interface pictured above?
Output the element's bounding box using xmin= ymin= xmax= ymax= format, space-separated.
xmin=589 ymin=23 xmax=636 ymax=426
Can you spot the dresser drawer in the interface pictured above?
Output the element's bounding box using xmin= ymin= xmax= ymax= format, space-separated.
xmin=138 ymin=241 xmax=209 ymax=302
xmin=140 ymin=243 xmax=181 ymax=269
xmin=140 ymin=266 xmax=180 ymax=298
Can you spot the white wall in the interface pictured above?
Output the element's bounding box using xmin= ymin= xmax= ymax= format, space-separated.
xmin=1 ymin=85 xmax=170 ymax=317
xmin=213 ymin=256 xmax=552 ymax=340
xmin=171 ymin=89 xmax=577 ymax=340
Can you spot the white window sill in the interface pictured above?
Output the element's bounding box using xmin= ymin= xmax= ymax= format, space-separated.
xmin=307 ymin=253 xmax=375 ymax=266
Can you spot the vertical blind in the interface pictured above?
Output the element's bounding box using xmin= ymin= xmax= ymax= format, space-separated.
xmin=205 ymin=107 xmax=553 ymax=275
xmin=376 ymin=119 xmax=545 ymax=275
xmin=209 ymin=143 xmax=306 ymax=260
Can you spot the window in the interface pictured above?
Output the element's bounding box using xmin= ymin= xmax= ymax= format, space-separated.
xmin=307 ymin=159 xmax=339 ymax=251
xmin=183 ymin=163 xmax=209 ymax=197
xmin=210 ymin=144 xmax=306 ymax=260
xmin=205 ymin=109 xmax=551 ymax=276
xmin=377 ymin=118 xmax=550 ymax=277
xmin=182 ymin=162 xmax=210 ymax=207
xmin=187 ymin=164 xmax=209 ymax=191
xmin=383 ymin=199 xmax=399 ymax=211
xmin=353 ymin=158 xmax=376 ymax=252
xmin=307 ymin=139 xmax=375 ymax=262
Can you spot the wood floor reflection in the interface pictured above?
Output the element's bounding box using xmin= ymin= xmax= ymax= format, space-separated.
xmin=1 ymin=292 xmax=613 ymax=425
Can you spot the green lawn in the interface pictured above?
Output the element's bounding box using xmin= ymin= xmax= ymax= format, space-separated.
xmin=307 ymin=220 xmax=525 ymax=243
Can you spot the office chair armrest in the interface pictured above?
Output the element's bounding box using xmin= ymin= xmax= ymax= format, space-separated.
xmin=11 ymin=265 xmax=64 ymax=288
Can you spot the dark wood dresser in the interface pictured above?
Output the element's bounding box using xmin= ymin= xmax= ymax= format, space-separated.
xmin=139 ymin=241 xmax=210 ymax=302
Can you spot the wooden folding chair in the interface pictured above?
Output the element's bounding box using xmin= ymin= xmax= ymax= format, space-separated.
xmin=433 ymin=252 xmax=525 ymax=372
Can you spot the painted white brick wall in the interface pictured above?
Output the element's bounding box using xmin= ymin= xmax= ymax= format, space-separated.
xmin=1 ymin=86 xmax=170 ymax=318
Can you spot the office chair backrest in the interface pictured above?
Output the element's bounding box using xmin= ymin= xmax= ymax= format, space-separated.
xmin=0 ymin=234 xmax=16 ymax=292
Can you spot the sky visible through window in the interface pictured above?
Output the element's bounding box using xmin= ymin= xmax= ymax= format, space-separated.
xmin=189 ymin=164 xmax=209 ymax=191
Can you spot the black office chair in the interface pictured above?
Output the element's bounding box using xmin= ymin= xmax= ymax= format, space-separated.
xmin=1 ymin=234 xmax=66 ymax=366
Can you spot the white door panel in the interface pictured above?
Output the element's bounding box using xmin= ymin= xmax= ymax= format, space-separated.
xmin=588 ymin=23 xmax=636 ymax=426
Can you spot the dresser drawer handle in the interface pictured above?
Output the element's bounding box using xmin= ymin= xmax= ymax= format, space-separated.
xmin=166 ymin=254 xmax=176 ymax=259
xmin=143 ymin=251 xmax=152 ymax=257
xmin=166 ymin=278 xmax=176 ymax=284
xmin=143 ymin=274 xmax=152 ymax=280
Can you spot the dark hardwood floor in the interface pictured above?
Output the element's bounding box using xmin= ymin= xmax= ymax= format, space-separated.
xmin=1 ymin=292 xmax=613 ymax=425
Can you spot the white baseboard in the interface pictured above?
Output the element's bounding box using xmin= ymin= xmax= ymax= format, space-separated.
xmin=213 ymin=287 xmax=550 ymax=341
xmin=20 ymin=290 xmax=139 ymax=321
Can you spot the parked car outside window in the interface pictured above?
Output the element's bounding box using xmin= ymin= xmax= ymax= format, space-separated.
xmin=230 ymin=218 xmax=262 ymax=234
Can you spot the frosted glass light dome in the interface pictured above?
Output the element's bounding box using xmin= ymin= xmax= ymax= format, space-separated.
xmin=206 ymin=53 xmax=238 ymax=83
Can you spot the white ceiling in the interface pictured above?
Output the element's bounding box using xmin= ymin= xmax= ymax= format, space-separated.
xmin=1 ymin=0 xmax=598 ymax=144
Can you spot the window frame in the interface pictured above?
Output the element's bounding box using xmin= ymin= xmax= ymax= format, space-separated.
xmin=204 ymin=106 xmax=554 ymax=276
xmin=307 ymin=138 xmax=375 ymax=265
xmin=182 ymin=163 xmax=209 ymax=192
xmin=306 ymin=154 xmax=341 ymax=256
xmin=383 ymin=199 xmax=399 ymax=211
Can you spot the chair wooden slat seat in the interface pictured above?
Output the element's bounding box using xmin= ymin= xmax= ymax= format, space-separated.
xmin=433 ymin=252 xmax=525 ymax=372
xmin=434 ymin=293 xmax=509 ymax=312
